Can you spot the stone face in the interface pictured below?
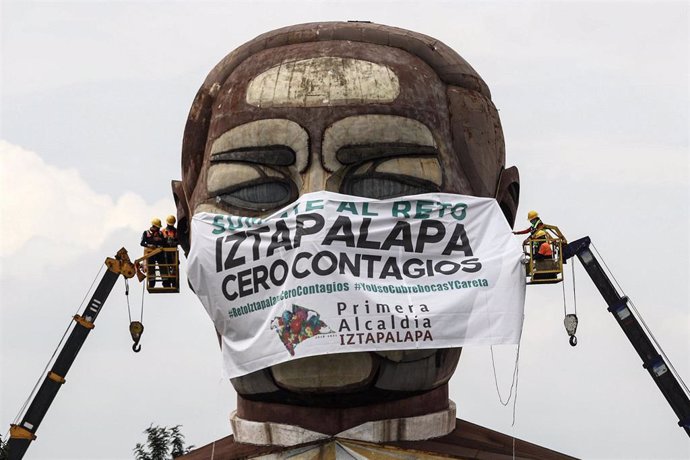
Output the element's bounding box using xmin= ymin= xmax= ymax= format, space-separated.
xmin=175 ymin=21 xmax=521 ymax=430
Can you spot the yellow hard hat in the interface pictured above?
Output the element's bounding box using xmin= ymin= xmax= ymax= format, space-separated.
xmin=534 ymin=229 xmax=546 ymax=238
xmin=527 ymin=210 xmax=539 ymax=220
xmin=166 ymin=215 xmax=176 ymax=225
xmin=151 ymin=218 xmax=162 ymax=228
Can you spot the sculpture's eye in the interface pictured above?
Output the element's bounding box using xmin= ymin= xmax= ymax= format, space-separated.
xmin=214 ymin=180 xmax=294 ymax=211
xmin=337 ymin=144 xmax=442 ymax=199
xmin=344 ymin=175 xmax=438 ymax=199
xmin=208 ymin=146 xmax=298 ymax=212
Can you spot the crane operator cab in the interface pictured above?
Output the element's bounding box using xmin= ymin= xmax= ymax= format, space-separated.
xmin=523 ymin=223 xmax=567 ymax=284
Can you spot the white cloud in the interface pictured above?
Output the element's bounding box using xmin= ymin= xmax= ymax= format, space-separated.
xmin=0 ymin=140 xmax=173 ymax=262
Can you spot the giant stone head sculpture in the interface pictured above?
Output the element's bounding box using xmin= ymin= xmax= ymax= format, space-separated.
xmin=172 ymin=22 xmax=520 ymax=434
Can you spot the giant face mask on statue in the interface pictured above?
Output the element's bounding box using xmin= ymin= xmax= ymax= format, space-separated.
xmin=172 ymin=22 xmax=520 ymax=420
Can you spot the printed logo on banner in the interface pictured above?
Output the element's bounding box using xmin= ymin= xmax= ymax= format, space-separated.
xmin=271 ymin=304 xmax=333 ymax=356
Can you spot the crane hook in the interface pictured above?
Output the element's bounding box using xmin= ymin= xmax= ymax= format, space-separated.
xmin=564 ymin=314 xmax=578 ymax=347
xmin=129 ymin=321 xmax=144 ymax=353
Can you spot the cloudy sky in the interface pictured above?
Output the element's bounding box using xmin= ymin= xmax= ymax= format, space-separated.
xmin=1 ymin=1 xmax=688 ymax=459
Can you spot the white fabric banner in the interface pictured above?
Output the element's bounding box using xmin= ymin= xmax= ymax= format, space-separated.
xmin=188 ymin=191 xmax=525 ymax=378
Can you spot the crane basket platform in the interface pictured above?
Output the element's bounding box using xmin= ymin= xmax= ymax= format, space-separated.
xmin=523 ymin=224 xmax=567 ymax=285
xmin=135 ymin=247 xmax=180 ymax=293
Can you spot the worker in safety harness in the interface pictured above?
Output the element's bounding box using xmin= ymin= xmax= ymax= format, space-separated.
xmin=161 ymin=215 xmax=179 ymax=288
xmin=513 ymin=211 xmax=553 ymax=260
xmin=140 ymin=218 xmax=165 ymax=287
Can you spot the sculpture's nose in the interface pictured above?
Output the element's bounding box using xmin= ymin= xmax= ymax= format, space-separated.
xmin=298 ymin=143 xmax=338 ymax=195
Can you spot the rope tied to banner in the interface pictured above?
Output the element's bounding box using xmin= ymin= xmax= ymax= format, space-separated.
xmin=490 ymin=342 xmax=521 ymax=426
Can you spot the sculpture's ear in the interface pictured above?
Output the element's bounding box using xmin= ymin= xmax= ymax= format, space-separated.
xmin=171 ymin=180 xmax=191 ymax=256
xmin=495 ymin=166 xmax=520 ymax=228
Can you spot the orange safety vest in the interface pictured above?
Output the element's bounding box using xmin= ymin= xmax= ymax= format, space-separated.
xmin=538 ymin=241 xmax=553 ymax=257
xmin=162 ymin=226 xmax=178 ymax=247
xmin=162 ymin=227 xmax=177 ymax=239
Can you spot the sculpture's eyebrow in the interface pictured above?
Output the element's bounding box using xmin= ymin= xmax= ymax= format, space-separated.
xmin=209 ymin=119 xmax=309 ymax=172
xmin=211 ymin=145 xmax=296 ymax=166
xmin=336 ymin=143 xmax=438 ymax=165
xmin=322 ymin=115 xmax=436 ymax=172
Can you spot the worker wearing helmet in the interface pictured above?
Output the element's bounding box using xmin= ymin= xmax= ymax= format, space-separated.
xmin=162 ymin=215 xmax=179 ymax=247
xmin=513 ymin=211 xmax=554 ymax=260
xmin=141 ymin=218 xmax=165 ymax=248
xmin=513 ymin=210 xmax=543 ymax=236
xmin=141 ymin=218 xmax=165 ymax=287
xmin=531 ymin=229 xmax=553 ymax=260
xmin=161 ymin=215 xmax=179 ymax=288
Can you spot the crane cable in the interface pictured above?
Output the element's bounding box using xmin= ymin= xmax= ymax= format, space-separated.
xmin=591 ymin=243 xmax=690 ymax=398
xmin=123 ymin=279 xmax=146 ymax=323
xmin=560 ymin=259 xmax=579 ymax=346
xmin=140 ymin=281 xmax=146 ymax=323
xmin=125 ymin=279 xmax=132 ymax=324
xmin=6 ymin=263 xmax=105 ymax=439
xmin=561 ymin=261 xmax=578 ymax=317
xmin=124 ymin=278 xmax=146 ymax=352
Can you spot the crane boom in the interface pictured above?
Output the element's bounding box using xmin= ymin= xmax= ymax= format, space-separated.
xmin=7 ymin=249 xmax=136 ymax=460
xmin=566 ymin=237 xmax=690 ymax=437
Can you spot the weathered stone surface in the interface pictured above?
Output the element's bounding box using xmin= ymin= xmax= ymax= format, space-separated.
xmin=230 ymin=401 xmax=456 ymax=446
xmin=230 ymin=412 xmax=329 ymax=446
xmin=236 ymin=385 xmax=450 ymax=435
xmin=230 ymin=368 xmax=280 ymax=395
xmin=271 ymin=353 xmax=377 ymax=392
xmin=338 ymin=401 xmax=456 ymax=442
xmin=375 ymin=353 xmax=445 ymax=391
xmin=246 ymin=57 xmax=400 ymax=108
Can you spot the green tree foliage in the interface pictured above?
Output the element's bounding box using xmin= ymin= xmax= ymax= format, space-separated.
xmin=133 ymin=424 xmax=193 ymax=460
